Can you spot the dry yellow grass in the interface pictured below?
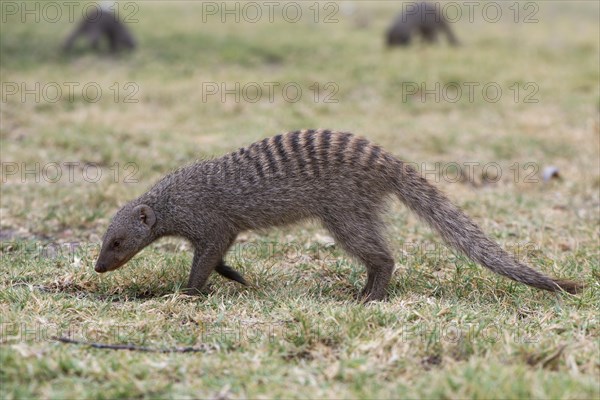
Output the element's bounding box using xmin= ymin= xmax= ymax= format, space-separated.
xmin=1 ymin=1 xmax=598 ymax=398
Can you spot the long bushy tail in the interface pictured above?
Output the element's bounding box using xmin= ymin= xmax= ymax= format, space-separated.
xmin=392 ymin=162 xmax=583 ymax=294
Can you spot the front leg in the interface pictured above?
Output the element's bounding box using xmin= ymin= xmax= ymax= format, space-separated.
xmin=215 ymin=261 xmax=248 ymax=286
xmin=88 ymin=29 xmax=101 ymax=50
xmin=185 ymin=248 xmax=222 ymax=295
xmin=63 ymin=25 xmax=84 ymax=52
xmin=185 ymin=234 xmax=237 ymax=295
xmin=442 ymin=23 xmax=460 ymax=46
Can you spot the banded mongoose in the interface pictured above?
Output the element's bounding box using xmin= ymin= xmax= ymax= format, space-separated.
xmin=95 ymin=130 xmax=583 ymax=301
xmin=63 ymin=7 xmax=136 ymax=53
xmin=386 ymin=2 xmax=459 ymax=47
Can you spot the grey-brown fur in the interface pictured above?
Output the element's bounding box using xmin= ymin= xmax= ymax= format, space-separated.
xmin=63 ymin=9 xmax=136 ymax=53
xmin=95 ymin=130 xmax=583 ymax=301
xmin=386 ymin=2 xmax=459 ymax=47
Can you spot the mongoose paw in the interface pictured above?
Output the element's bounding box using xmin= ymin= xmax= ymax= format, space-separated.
xmin=183 ymin=287 xmax=208 ymax=296
xmin=215 ymin=262 xmax=248 ymax=286
xmin=358 ymin=290 xmax=387 ymax=304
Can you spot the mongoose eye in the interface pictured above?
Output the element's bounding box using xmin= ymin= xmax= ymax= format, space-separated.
xmin=113 ymin=240 xmax=120 ymax=249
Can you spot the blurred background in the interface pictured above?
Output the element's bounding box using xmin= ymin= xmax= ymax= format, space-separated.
xmin=2 ymin=2 xmax=597 ymax=241
xmin=1 ymin=2 xmax=599 ymax=398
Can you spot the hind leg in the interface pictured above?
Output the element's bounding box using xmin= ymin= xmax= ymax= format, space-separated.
xmin=321 ymin=211 xmax=395 ymax=302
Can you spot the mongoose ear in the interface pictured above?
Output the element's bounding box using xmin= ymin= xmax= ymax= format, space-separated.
xmin=133 ymin=204 xmax=156 ymax=228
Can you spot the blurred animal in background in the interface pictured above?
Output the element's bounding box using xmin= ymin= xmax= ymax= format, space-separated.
xmin=386 ymin=2 xmax=459 ymax=47
xmin=63 ymin=7 xmax=136 ymax=53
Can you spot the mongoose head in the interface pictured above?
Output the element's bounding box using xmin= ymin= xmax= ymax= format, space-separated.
xmin=95 ymin=204 xmax=156 ymax=273
xmin=386 ymin=29 xmax=411 ymax=46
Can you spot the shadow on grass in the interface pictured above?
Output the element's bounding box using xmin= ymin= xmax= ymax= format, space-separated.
xmin=10 ymin=281 xmax=180 ymax=302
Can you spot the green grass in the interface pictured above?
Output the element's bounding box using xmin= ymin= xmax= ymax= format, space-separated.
xmin=1 ymin=1 xmax=599 ymax=398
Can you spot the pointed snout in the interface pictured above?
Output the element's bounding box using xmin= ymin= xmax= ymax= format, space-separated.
xmin=95 ymin=260 xmax=108 ymax=273
xmin=94 ymin=254 xmax=133 ymax=273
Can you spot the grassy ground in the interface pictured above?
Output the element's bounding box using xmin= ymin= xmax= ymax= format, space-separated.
xmin=1 ymin=1 xmax=599 ymax=398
